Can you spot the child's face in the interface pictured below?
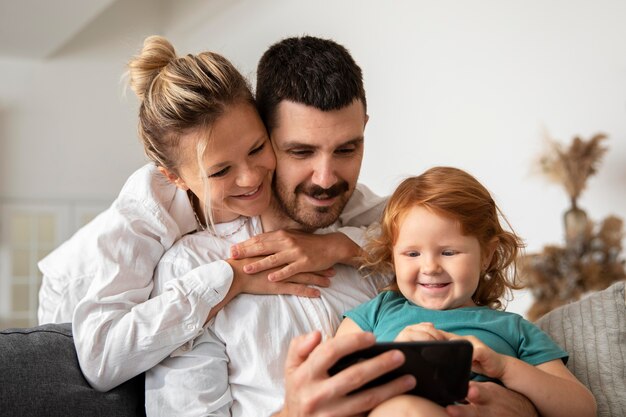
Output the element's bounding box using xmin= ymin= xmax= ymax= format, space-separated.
xmin=392 ymin=205 xmax=486 ymax=310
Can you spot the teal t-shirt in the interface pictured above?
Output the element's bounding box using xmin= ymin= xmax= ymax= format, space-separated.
xmin=345 ymin=291 xmax=568 ymax=380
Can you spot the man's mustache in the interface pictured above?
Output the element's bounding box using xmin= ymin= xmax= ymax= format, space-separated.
xmin=296 ymin=181 xmax=350 ymax=199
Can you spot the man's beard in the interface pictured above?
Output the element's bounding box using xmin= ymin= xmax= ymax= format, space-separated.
xmin=273 ymin=179 xmax=351 ymax=231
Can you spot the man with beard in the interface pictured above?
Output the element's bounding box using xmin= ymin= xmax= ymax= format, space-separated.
xmin=230 ymin=36 xmax=542 ymax=417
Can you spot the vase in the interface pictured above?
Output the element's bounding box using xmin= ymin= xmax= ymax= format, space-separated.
xmin=563 ymin=207 xmax=589 ymax=249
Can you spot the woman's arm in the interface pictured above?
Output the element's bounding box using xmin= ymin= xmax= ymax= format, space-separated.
xmin=145 ymin=327 xmax=232 ymax=417
xmin=73 ymin=253 xmax=234 ymax=392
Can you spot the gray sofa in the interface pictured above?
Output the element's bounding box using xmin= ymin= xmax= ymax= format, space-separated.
xmin=0 ymin=323 xmax=145 ymax=417
xmin=1 ymin=281 xmax=624 ymax=417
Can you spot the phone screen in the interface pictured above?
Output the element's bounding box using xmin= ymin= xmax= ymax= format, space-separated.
xmin=328 ymin=340 xmax=473 ymax=406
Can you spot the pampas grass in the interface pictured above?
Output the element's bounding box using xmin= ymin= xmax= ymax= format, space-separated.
xmin=538 ymin=132 xmax=608 ymax=209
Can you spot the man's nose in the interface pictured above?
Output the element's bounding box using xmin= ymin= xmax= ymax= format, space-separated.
xmin=311 ymin=157 xmax=338 ymax=189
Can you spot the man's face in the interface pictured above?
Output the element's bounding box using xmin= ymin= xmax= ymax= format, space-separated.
xmin=270 ymin=99 xmax=367 ymax=230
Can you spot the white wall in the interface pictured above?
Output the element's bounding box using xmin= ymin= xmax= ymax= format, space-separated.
xmin=2 ymin=0 xmax=625 ymax=316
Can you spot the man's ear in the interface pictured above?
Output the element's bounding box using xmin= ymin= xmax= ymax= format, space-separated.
xmin=158 ymin=166 xmax=189 ymax=191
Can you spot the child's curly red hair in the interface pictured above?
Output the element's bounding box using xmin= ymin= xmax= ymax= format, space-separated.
xmin=363 ymin=166 xmax=525 ymax=310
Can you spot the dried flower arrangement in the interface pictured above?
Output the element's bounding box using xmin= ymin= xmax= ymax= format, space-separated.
xmin=537 ymin=133 xmax=608 ymax=211
xmin=522 ymin=133 xmax=625 ymax=321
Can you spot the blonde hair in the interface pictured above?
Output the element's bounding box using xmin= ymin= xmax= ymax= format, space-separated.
xmin=127 ymin=35 xmax=254 ymax=227
xmin=363 ymin=166 xmax=525 ymax=310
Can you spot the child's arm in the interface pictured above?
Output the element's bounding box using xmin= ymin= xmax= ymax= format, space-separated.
xmin=335 ymin=316 xmax=367 ymax=336
xmin=459 ymin=334 xmax=596 ymax=417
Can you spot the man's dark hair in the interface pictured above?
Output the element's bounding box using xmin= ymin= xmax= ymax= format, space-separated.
xmin=256 ymin=35 xmax=366 ymax=131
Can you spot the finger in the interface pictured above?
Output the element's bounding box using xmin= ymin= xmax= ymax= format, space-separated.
xmin=278 ymin=270 xmax=332 ymax=286
xmin=445 ymin=383 xmax=481 ymax=417
xmin=284 ymin=331 xmax=323 ymax=372
xmin=274 ymin=282 xmax=321 ymax=298
xmin=268 ymin=264 xmax=336 ymax=282
xmin=321 ymin=349 xmax=406 ymax=397
xmin=395 ymin=329 xmax=427 ymax=342
xmin=411 ymin=326 xmax=445 ymax=341
xmin=266 ymin=259 xmax=302 ymax=281
xmin=231 ymin=232 xmax=285 ymax=259
xmin=286 ymin=273 xmax=331 ymax=288
xmin=320 ymin=267 xmax=336 ymax=277
xmin=309 ymin=332 xmax=377 ymax=373
xmin=330 ymin=375 xmax=416 ymax=416
xmin=464 ymin=381 xmax=486 ymax=404
xmin=242 ymin=253 xmax=283 ymax=274
xmin=231 ymin=240 xmax=270 ymax=259
xmin=445 ymin=403 xmax=476 ymax=417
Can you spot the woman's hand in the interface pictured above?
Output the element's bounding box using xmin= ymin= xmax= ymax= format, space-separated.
xmin=227 ymin=257 xmax=331 ymax=298
xmin=230 ymin=230 xmax=361 ymax=281
xmin=205 ymin=258 xmax=332 ymax=324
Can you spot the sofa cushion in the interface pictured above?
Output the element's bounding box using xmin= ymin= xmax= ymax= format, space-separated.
xmin=536 ymin=280 xmax=626 ymax=417
xmin=0 ymin=323 xmax=145 ymax=417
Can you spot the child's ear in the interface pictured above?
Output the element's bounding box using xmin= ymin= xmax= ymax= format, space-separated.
xmin=158 ymin=166 xmax=189 ymax=191
xmin=482 ymin=237 xmax=499 ymax=271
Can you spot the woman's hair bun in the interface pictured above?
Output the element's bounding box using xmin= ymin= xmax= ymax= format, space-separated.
xmin=127 ymin=35 xmax=177 ymax=101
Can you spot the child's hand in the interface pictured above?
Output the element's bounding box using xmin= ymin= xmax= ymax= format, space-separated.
xmin=443 ymin=333 xmax=507 ymax=380
xmin=394 ymin=322 xmax=448 ymax=342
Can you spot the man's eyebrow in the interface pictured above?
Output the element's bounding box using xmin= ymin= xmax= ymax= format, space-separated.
xmin=279 ymin=141 xmax=315 ymax=149
xmin=280 ymin=137 xmax=364 ymax=149
xmin=342 ymin=137 xmax=365 ymax=147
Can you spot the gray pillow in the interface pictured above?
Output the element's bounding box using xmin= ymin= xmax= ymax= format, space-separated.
xmin=536 ymin=280 xmax=626 ymax=417
xmin=0 ymin=323 xmax=145 ymax=417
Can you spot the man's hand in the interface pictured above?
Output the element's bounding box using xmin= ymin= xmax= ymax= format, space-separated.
xmin=445 ymin=381 xmax=538 ymax=417
xmin=273 ymin=331 xmax=416 ymax=417
xmin=230 ymin=230 xmax=361 ymax=282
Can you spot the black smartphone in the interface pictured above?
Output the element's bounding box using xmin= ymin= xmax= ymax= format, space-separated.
xmin=328 ymin=340 xmax=473 ymax=406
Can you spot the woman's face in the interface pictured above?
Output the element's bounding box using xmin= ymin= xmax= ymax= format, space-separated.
xmin=175 ymin=102 xmax=276 ymax=224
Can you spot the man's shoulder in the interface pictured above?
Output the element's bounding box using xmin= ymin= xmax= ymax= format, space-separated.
xmin=340 ymin=183 xmax=388 ymax=227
